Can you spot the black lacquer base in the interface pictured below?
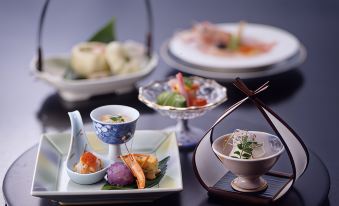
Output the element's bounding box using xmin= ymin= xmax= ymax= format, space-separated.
xmin=211 ymin=171 xmax=292 ymax=204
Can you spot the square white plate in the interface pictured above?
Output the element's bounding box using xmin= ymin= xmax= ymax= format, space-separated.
xmin=31 ymin=130 xmax=183 ymax=205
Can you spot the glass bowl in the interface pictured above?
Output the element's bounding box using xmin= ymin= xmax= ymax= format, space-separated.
xmin=139 ymin=76 xmax=227 ymax=149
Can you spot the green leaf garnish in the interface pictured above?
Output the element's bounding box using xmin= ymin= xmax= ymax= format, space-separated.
xmin=242 ymin=153 xmax=251 ymax=158
xmin=145 ymin=156 xmax=169 ymax=188
xmin=110 ymin=115 xmax=125 ymax=123
xmin=234 ymin=151 xmax=241 ymax=155
xmin=88 ymin=17 xmax=116 ymax=43
xmin=225 ymin=130 xmax=263 ymax=159
xmin=101 ymin=183 xmax=136 ymax=190
xmin=183 ymin=77 xmax=193 ymax=88
xmin=102 ymin=156 xmax=170 ymax=190
xmin=237 ymin=144 xmax=243 ymax=150
xmin=244 ymin=142 xmax=252 ymax=148
xmin=243 ymin=148 xmax=253 ymax=154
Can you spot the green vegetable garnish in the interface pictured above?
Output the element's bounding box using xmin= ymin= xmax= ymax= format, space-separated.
xmin=88 ymin=17 xmax=116 ymax=43
xmin=110 ymin=115 xmax=125 ymax=123
xmin=226 ymin=130 xmax=263 ymax=159
xmin=102 ymin=156 xmax=170 ymax=190
xmin=156 ymin=91 xmax=186 ymax=107
xmin=228 ymin=21 xmax=244 ymax=52
xmin=228 ymin=35 xmax=240 ymax=51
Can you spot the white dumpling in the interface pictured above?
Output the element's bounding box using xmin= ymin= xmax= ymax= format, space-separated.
xmin=70 ymin=42 xmax=110 ymax=78
xmin=105 ymin=41 xmax=146 ymax=75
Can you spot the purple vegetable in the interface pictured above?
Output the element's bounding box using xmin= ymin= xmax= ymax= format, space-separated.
xmin=107 ymin=162 xmax=134 ymax=186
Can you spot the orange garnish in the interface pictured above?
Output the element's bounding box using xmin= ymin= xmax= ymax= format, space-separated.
xmin=80 ymin=152 xmax=98 ymax=169
xmin=239 ymin=45 xmax=256 ymax=54
xmin=191 ymin=98 xmax=207 ymax=106
xmin=190 ymin=83 xmax=199 ymax=90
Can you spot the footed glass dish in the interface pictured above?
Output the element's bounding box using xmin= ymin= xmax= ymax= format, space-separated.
xmin=139 ymin=76 xmax=227 ymax=149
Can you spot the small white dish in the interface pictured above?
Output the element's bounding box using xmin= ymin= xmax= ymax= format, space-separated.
xmin=31 ymin=130 xmax=182 ymax=204
xmin=31 ymin=53 xmax=158 ymax=102
xmin=169 ymin=23 xmax=300 ymax=71
xmin=212 ymin=131 xmax=284 ymax=192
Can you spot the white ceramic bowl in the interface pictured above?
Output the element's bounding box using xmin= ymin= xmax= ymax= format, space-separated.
xmin=212 ymin=131 xmax=284 ymax=192
xmin=31 ymin=53 xmax=158 ymax=102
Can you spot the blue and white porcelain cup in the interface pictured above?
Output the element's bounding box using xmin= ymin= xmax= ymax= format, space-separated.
xmin=90 ymin=105 xmax=140 ymax=145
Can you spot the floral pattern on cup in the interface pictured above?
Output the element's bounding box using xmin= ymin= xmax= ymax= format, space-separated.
xmin=92 ymin=121 xmax=136 ymax=144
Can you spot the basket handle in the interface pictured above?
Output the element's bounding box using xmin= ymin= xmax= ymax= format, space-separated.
xmin=35 ymin=0 xmax=154 ymax=72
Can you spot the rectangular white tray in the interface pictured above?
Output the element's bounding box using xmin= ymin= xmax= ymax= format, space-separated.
xmin=31 ymin=130 xmax=183 ymax=205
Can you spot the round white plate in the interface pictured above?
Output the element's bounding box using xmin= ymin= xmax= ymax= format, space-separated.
xmin=169 ymin=23 xmax=300 ymax=71
xmin=162 ymin=41 xmax=306 ymax=81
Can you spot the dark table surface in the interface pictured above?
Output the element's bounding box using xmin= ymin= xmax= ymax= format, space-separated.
xmin=1 ymin=0 xmax=338 ymax=205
